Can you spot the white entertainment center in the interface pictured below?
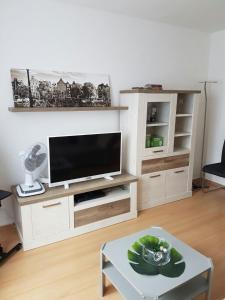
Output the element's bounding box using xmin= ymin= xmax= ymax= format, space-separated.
xmin=11 ymin=89 xmax=200 ymax=250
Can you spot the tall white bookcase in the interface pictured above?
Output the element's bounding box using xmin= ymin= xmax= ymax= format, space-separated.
xmin=120 ymin=89 xmax=200 ymax=210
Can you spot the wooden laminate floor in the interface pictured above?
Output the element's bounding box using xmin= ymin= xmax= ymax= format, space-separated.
xmin=0 ymin=188 xmax=225 ymax=300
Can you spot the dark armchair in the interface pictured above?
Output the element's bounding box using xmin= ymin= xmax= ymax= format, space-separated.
xmin=202 ymin=140 xmax=225 ymax=192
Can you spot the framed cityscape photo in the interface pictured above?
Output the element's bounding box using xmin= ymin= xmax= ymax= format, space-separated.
xmin=10 ymin=69 xmax=111 ymax=108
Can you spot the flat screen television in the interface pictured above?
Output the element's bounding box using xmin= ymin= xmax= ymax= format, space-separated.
xmin=48 ymin=132 xmax=122 ymax=187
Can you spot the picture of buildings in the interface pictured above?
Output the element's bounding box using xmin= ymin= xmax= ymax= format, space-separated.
xmin=10 ymin=69 xmax=111 ymax=108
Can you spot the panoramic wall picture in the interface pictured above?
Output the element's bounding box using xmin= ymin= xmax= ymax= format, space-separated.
xmin=10 ymin=69 xmax=111 ymax=108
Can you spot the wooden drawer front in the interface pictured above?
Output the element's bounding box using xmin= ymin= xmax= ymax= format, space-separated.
xmin=142 ymin=157 xmax=165 ymax=174
xmin=141 ymin=172 xmax=166 ymax=207
xmin=74 ymin=198 xmax=130 ymax=227
xmin=164 ymin=154 xmax=189 ymax=170
xmin=142 ymin=154 xmax=189 ymax=174
xmin=31 ymin=197 xmax=70 ymax=238
xmin=166 ymin=167 xmax=188 ymax=198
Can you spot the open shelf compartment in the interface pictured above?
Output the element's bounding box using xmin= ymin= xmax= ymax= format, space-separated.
xmin=175 ymin=115 xmax=192 ymax=137
xmin=174 ymin=135 xmax=191 ymax=153
xmin=74 ymin=185 xmax=130 ymax=211
xmin=146 ymin=125 xmax=169 ymax=148
xmin=73 ymin=185 xmax=131 ymax=228
xmin=143 ymin=101 xmax=172 ymax=156
xmin=146 ymin=102 xmax=170 ymax=124
xmin=176 ymin=94 xmax=194 ymax=114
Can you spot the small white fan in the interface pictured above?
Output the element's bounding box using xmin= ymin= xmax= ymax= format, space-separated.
xmin=16 ymin=143 xmax=48 ymax=197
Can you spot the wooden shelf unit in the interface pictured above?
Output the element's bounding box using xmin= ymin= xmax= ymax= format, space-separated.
xmin=120 ymin=90 xmax=200 ymax=210
xmin=8 ymin=106 xmax=128 ymax=112
xmin=12 ymin=173 xmax=138 ymax=250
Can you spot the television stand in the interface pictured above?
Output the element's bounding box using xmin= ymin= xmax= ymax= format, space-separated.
xmin=12 ymin=173 xmax=138 ymax=251
xmin=104 ymin=176 xmax=114 ymax=181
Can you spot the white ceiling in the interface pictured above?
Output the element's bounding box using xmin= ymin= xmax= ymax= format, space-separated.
xmin=71 ymin=0 xmax=225 ymax=33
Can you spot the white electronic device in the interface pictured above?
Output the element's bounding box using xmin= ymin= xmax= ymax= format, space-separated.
xmin=16 ymin=143 xmax=48 ymax=197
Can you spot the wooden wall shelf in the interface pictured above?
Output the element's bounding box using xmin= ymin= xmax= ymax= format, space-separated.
xmin=8 ymin=106 xmax=128 ymax=112
xmin=120 ymin=89 xmax=201 ymax=94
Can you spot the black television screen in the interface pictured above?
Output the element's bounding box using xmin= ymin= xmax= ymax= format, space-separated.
xmin=48 ymin=132 xmax=121 ymax=186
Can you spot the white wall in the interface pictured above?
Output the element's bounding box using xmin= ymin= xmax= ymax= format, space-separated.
xmin=0 ymin=0 xmax=209 ymax=224
xmin=204 ymin=30 xmax=225 ymax=184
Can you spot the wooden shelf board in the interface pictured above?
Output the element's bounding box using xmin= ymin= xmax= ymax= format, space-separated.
xmin=173 ymin=147 xmax=190 ymax=155
xmin=120 ymin=89 xmax=201 ymax=94
xmin=175 ymin=132 xmax=191 ymax=137
xmin=176 ymin=114 xmax=193 ymax=117
xmin=146 ymin=122 xmax=168 ymax=127
xmin=12 ymin=173 xmax=137 ymax=206
xmin=8 ymin=106 xmax=128 ymax=112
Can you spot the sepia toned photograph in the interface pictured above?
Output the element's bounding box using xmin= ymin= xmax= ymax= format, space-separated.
xmin=10 ymin=69 xmax=111 ymax=108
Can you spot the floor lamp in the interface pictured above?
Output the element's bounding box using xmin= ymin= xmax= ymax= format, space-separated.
xmin=193 ymin=81 xmax=218 ymax=190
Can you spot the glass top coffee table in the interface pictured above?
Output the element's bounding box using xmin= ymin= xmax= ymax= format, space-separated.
xmin=100 ymin=227 xmax=213 ymax=300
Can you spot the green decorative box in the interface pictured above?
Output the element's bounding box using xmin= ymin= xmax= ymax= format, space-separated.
xmin=150 ymin=136 xmax=163 ymax=147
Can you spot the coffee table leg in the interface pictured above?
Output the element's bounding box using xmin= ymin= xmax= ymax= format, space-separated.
xmin=206 ymin=263 xmax=214 ymax=300
xmin=100 ymin=244 xmax=106 ymax=298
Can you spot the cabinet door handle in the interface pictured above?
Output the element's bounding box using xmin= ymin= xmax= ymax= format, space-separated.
xmin=150 ymin=174 xmax=161 ymax=178
xmin=43 ymin=202 xmax=61 ymax=208
xmin=174 ymin=170 xmax=184 ymax=174
xmin=153 ymin=150 xmax=164 ymax=153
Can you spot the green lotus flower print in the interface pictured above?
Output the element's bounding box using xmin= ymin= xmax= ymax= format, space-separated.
xmin=128 ymin=235 xmax=185 ymax=278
